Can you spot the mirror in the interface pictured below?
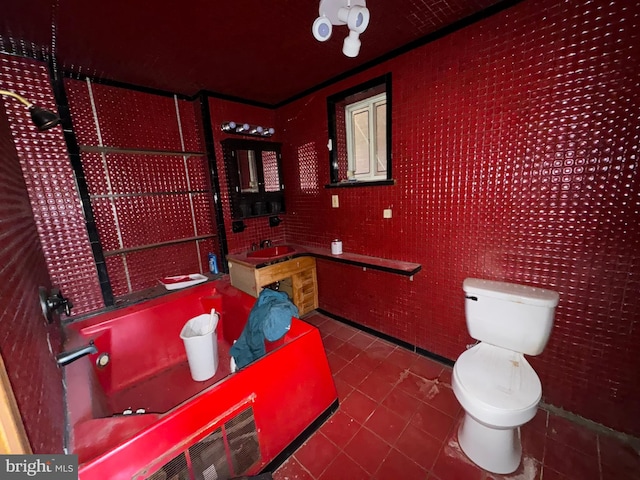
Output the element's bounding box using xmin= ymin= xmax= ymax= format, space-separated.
xmin=222 ymin=139 xmax=285 ymax=220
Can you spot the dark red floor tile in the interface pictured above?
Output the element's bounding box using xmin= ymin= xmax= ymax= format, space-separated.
xmin=318 ymin=452 xmax=369 ymax=480
xmin=395 ymin=423 xmax=442 ymax=470
xmin=344 ymin=426 xmax=392 ymax=475
xmin=366 ymin=339 xmax=396 ymax=360
xmin=352 ymin=350 xmax=385 ymax=372
xmin=321 ymin=409 xmax=361 ymax=447
xmin=528 ymin=408 xmax=548 ymax=434
xmin=543 ymin=438 xmax=600 ymax=480
xmin=340 ymin=389 xmax=378 ymax=424
xmin=332 ymin=324 xmax=358 ymax=341
xmin=364 ymin=405 xmax=409 ymax=445
xmin=382 ymin=387 xmax=421 ymax=420
xmin=356 ymin=371 xmax=396 ymax=402
xmin=547 ymin=414 xmax=598 ymax=456
xmin=422 ymin=383 xmax=461 ymax=418
xmin=601 ymin=461 xmax=639 ymax=480
xmin=431 ymin=438 xmax=486 ymax=480
xmin=335 ymin=362 xmax=370 ymax=388
xmin=326 ymin=352 xmax=349 ymax=375
xmin=333 ymin=341 xmax=363 ymax=362
xmin=521 ymin=425 xmax=545 ymax=463
xmin=374 ymin=448 xmax=428 ymax=480
xmin=438 ymin=367 xmax=453 ymax=387
xmin=598 ymin=433 xmax=640 ymax=479
xmin=411 ymin=401 xmax=457 ymax=441
xmin=374 ymin=361 xmax=407 ymax=386
xmin=302 ymin=313 xmax=327 ymax=327
xmin=409 ymin=356 xmax=444 ymax=380
xmin=386 ymin=347 xmax=418 ymax=369
xmin=274 ymin=456 xmax=315 ymax=480
xmin=333 ymin=377 xmax=354 ymax=401
xmin=484 ymin=457 xmax=542 ymax=480
xmin=322 ymin=334 xmax=344 ymax=353
xmin=540 ymin=466 xmax=572 ymax=480
xmin=294 ymin=432 xmax=340 ymax=479
xmin=349 ymin=331 xmax=376 ymax=350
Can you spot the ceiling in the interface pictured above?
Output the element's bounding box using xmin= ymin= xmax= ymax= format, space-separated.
xmin=0 ymin=0 xmax=505 ymax=106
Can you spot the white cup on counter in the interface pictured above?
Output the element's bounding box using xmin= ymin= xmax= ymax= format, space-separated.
xmin=331 ymin=239 xmax=343 ymax=255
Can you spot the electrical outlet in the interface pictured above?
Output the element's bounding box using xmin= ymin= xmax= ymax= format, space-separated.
xmin=332 ymin=195 xmax=339 ymax=208
xmin=383 ymin=208 xmax=392 ymax=218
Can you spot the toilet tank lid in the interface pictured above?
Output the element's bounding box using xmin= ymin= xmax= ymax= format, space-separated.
xmin=463 ymin=278 xmax=559 ymax=307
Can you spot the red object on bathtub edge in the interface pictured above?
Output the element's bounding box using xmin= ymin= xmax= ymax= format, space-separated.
xmin=65 ymin=279 xmax=338 ymax=480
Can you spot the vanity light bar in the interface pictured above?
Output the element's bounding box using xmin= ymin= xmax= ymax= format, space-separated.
xmin=221 ymin=121 xmax=275 ymax=137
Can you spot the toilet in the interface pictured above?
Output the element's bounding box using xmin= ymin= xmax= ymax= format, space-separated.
xmin=452 ymin=278 xmax=559 ymax=474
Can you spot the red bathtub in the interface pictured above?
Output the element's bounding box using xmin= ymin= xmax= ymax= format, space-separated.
xmin=63 ymin=279 xmax=337 ymax=480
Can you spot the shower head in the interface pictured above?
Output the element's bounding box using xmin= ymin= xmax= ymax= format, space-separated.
xmin=0 ymin=89 xmax=61 ymax=131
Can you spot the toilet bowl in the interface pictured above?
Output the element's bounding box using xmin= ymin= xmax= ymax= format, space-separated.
xmin=453 ymin=278 xmax=559 ymax=474
xmin=452 ymin=342 xmax=541 ymax=473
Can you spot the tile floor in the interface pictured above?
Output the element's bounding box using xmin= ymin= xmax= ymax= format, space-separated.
xmin=273 ymin=313 xmax=640 ymax=480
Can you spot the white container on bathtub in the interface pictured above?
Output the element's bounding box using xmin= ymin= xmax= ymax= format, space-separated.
xmin=180 ymin=309 xmax=219 ymax=381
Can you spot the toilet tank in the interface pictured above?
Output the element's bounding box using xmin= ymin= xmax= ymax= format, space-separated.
xmin=463 ymin=278 xmax=560 ymax=355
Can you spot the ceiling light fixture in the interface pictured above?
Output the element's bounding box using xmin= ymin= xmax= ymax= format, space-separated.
xmin=312 ymin=0 xmax=370 ymax=58
xmin=0 ymin=89 xmax=61 ymax=131
xmin=221 ymin=121 xmax=275 ymax=138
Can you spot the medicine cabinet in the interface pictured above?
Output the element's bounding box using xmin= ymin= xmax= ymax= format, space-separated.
xmin=221 ymin=139 xmax=285 ymax=220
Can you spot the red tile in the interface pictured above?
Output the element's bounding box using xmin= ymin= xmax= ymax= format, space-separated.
xmin=340 ymin=389 xmax=378 ymax=424
xmin=409 ymin=356 xmax=444 ymax=380
xmin=344 ymin=426 xmax=392 ymax=474
xmin=322 ymin=334 xmax=345 ymax=353
xmin=351 ymin=351 xmax=384 ymax=372
xmin=335 ymin=362 xmax=370 ymax=388
xmin=318 ymin=452 xmax=369 ymax=480
xmin=411 ymin=401 xmax=457 ymax=441
xmin=374 ymin=448 xmax=428 ymax=480
xmin=374 ymin=361 xmax=407 ymax=385
xmin=326 ymin=352 xmax=349 ymax=375
xmin=274 ymin=457 xmax=315 ymax=480
xmin=349 ymin=331 xmax=376 ymax=349
xmin=438 ymin=367 xmax=453 ymax=386
xmin=598 ymin=433 xmax=640 ymax=479
xmin=364 ymin=406 xmax=409 ymax=445
xmin=333 ymin=377 xmax=354 ymax=401
xmin=601 ymin=461 xmax=639 ymax=480
xmin=303 ymin=313 xmax=327 ymax=327
xmin=317 ymin=320 xmax=341 ymax=336
xmin=484 ymin=457 xmax=542 ymax=480
xmin=294 ymin=432 xmax=340 ymax=478
xmin=431 ymin=438 xmax=486 ymax=480
xmin=540 ymin=466 xmax=571 ymax=480
xmin=528 ymin=408 xmax=548 ymax=434
xmin=332 ymin=324 xmax=358 ymax=342
xmin=320 ymin=410 xmax=361 ymax=447
xmin=366 ymin=339 xmax=396 ymax=361
xmin=333 ymin=341 xmax=363 ymax=362
xmin=356 ymin=372 xmax=395 ymax=402
xmin=422 ymin=383 xmax=461 ymax=418
xmin=386 ymin=347 xmax=418 ymax=369
xmin=543 ymin=438 xmax=600 ymax=480
xmin=521 ymin=426 xmax=545 ymax=463
xmin=547 ymin=414 xmax=598 ymax=456
xmin=395 ymin=423 xmax=442 ymax=470
xmin=382 ymin=388 xmax=421 ymax=420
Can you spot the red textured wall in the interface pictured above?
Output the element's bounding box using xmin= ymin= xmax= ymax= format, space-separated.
xmin=277 ymin=0 xmax=640 ymax=436
xmin=66 ymin=80 xmax=219 ymax=296
xmin=0 ymin=95 xmax=64 ymax=452
xmin=208 ymin=98 xmax=285 ymax=254
xmin=0 ymin=54 xmax=104 ymax=315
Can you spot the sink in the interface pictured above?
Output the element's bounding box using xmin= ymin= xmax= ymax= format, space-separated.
xmin=247 ymin=245 xmax=296 ymax=259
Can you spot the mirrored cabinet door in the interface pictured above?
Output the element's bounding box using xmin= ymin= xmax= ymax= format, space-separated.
xmin=222 ymin=139 xmax=284 ymax=220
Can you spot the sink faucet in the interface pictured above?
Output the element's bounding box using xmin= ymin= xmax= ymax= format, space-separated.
xmin=56 ymin=340 xmax=98 ymax=366
xmin=260 ymin=239 xmax=272 ymax=249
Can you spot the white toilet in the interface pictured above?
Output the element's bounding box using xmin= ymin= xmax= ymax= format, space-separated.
xmin=452 ymin=278 xmax=559 ymax=474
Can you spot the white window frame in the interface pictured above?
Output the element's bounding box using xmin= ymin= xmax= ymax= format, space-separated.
xmin=345 ymin=92 xmax=387 ymax=181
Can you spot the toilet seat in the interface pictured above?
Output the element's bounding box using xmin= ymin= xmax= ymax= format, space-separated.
xmin=453 ymin=342 xmax=541 ymax=428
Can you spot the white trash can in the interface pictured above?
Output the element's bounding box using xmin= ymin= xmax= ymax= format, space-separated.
xmin=180 ymin=309 xmax=219 ymax=381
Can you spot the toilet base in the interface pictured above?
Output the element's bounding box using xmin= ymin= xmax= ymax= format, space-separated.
xmin=458 ymin=413 xmax=522 ymax=474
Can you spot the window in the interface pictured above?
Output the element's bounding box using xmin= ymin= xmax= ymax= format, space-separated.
xmin=327 ymin=74 xmax=392 ymax=187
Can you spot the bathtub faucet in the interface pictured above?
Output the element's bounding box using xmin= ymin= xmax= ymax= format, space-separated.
xmin=56 ymin=340 xmax=97 ymax=366
xmin=260 ymin=239 xmax=272 ymax=249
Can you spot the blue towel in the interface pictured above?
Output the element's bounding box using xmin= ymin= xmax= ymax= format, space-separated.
xmin=230 ymin=289 xmax=298 ymax=369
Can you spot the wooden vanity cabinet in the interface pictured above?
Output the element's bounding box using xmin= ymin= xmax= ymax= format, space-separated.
xmin=228 ymin=257 xmax=318 ymax=316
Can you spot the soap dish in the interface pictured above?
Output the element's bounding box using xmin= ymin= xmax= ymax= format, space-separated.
xmin=159 ymin=274 xmax=208 ymax=290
